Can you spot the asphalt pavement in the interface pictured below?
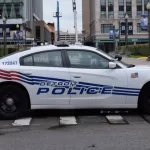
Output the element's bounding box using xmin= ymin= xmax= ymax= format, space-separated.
xmin=0 ymin=111 xmax=150 ymax=150
xmin=0 ymin=57 xmax=150 ymax=150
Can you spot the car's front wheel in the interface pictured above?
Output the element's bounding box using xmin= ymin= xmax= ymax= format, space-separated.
xmin=0 ymin=85 xmax=29 ymax=119
xmin=138 ymin=84 xmax=150 ymax=114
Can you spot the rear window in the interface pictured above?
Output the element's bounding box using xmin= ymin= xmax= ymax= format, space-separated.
xmin=20 ymin=50 xmax=63 ymax=67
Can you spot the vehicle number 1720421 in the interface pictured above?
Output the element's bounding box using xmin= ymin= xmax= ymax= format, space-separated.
xmin=2 ymin=61 xmax=18 ymax=65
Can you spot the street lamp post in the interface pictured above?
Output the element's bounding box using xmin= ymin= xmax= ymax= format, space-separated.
xmin=118 ymin=21 xmax=121 ymax=49
xmin=125 ymin=13 xmax=129 ymax=54
xmin=16 ymin=24 xmax=20 ymax=51
xmin=3 ymin=17 xmax=7 ymax=56
xmin=147 ymin=2 xmax=150 ymax=61
xmin=23 ymin=22 xmax=27 ymax=49
xmin=113 ymin=23 xmax=116 ymax=52
xmin=72 ymin=0 xmax=78 ymax=43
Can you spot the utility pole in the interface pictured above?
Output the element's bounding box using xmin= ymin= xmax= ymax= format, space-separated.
xmin=3 ymin=17 xmax=7 ymax=56
xmin=125 ymin=13 xmax=129 ymax=54
xmin=113 ymin=23 xmax=116 ymax=52
xmin=53 ymin=1 xmax=62 ymax=41
xmin=24 ymin=22 xmax=27 ymax=49
xmin=72 ymin=0 xmax=78 ymax=43
xmin=16 ymin=24 xmax=20 ymax=51
xmin=147 ymin=2 xmax=150 ymax=61
xmin=118 ymin=21 xmax=121 ymax=48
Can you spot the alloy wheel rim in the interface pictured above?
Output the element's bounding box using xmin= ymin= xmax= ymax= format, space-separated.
xmin=0 ymin=93 xmax=19 ymax=113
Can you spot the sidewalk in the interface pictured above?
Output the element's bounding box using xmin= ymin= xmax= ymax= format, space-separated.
xmin=122 ymin=57 xmax=150 ymax=66
xmin=137 ymin=57 xmax=147 ymax=60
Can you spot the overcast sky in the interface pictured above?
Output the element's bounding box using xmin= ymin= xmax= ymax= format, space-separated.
xmin=43 ymin=0 xmax=82 ymax=33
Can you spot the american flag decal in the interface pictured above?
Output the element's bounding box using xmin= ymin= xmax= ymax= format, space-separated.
xmin=131 ymin=73 xmax=138 ymax=78
xmin=0 ymin=69 xmax=34 ymax=85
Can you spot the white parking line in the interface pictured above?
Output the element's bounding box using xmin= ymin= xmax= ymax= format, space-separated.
xmin=106 ymin=115 xmax=123 ymax=121
xmin=60 ymin=116 xmax=77 ymax=125
xmin=12 ymin=118 xmax=32 ymax=126
xmin=106 ymin=115 xmax=126 ymax=124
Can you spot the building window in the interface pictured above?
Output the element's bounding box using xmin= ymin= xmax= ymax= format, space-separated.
xmin=126 ymin=0 xmax=132 ymax=18
xmin=144 ymin=0 xmax=149 ymax=14
xmin=0 ymin=0 xmax=23 ymax=19
xmin=101 ymin=0 xmax=106 ymax=18
xmin=119 ymin=0 xmax=124 ymax=18
xmin=108 ymin=0 xmax=114 ymax=18
xmin=137 ymin=0 xmax=142 ymax=18
xmin=101 ymin=24 xmax=113 ymax=33
xmin=36 ymin=26 xmax=41 ymax=40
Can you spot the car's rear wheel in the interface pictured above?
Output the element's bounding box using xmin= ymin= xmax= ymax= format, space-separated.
xmin=138 ymin=84 xmax=150 ymax=114
xmin=0 ymin=85 xmax=29 ymax=119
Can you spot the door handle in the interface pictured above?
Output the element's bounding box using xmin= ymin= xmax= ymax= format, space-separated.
xmin=24 ymin=73 xmax=32 ymax=76
xmin=73 ymin=76 xmax=81 ymax=78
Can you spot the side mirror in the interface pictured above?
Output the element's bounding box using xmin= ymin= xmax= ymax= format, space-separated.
xmin=109 ymin=62 xmax=117 ymax=69
xmin=114 ymin=54 xmax=122 ymax=61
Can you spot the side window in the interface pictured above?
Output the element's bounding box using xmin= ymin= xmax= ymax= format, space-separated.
xmin=33 ymin=51 xmax=63 ymax=67
xmin=21 ymin=51 xmax=63 ymax=67
xmin=67 ymin=50 xmax=109 ymax=69
xmin=23 ymin=55 xmax=33 ymax=66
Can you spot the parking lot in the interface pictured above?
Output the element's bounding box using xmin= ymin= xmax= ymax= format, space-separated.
xmin=0 ymin=110 xmax=150 ymax=150
xmin=0 ymin=57 xmax=150 ymax=150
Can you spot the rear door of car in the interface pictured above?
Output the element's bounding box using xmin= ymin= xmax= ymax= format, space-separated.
xmin=20 ymin=49 xmax=71 ymax=106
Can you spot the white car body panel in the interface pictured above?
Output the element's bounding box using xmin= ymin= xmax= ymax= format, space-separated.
xmin=19 ymin=66 xmax=71 ymax=105
xmin=125 ymin=67 xmax=150 ymax=105
xmin=68 ymin=68 xmax=127 ymax=106
xmin=0 ymin=44 xmax=148 ymax=110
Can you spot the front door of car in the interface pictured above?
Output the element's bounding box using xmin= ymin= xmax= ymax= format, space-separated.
xmin=65 ymin=49 xmax=128 ymax=108
xmin=20 ymin=50 xmax=71 ymax=105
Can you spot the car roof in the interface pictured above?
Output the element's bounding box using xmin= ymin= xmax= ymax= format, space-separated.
xmin=28 ymin=44 xmax=111 ymax=60
xmin=30 ymin=44 xmax=96 ymax=51
xmin=0 ymin=43 xmax=110 ymax=61
xmin=18 ymin=44 xmax=97 ymax=55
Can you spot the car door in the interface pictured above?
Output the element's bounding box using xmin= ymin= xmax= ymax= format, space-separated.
xmin=20 ymin=50 xmax=71 ymax=105
xmin=65 ymin=49 xmax=128 ymax=108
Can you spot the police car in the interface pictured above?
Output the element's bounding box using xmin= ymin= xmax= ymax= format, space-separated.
xmin=0 ymin=42 xmax=149 ymax=119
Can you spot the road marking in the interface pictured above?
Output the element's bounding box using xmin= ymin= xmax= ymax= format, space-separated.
xmin=12 ymin=118 xmax=32 ymax=126
xmin=60 ymin=116 xmax=77 ymax=125
xmin=106 ymin=115 xmax=123 ymax=120
xmin=106 ymin=115 xmax=128 ymax=124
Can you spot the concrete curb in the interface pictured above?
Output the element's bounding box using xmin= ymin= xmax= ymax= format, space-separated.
xmin=137 ymin=57 xmax=147 ymax=60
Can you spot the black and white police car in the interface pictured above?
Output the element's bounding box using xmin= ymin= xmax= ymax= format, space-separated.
xmin=0 ymin=42 xmax=149 ymax=119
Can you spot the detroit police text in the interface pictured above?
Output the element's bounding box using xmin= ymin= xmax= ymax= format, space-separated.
xmin=37 ymin=81 xmax=113 ymax=95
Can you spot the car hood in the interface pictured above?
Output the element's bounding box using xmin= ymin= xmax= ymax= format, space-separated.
xmin=133 ymin=65 xmax=150 ymax=69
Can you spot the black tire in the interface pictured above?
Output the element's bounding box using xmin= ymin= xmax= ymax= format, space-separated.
xmin=0 ymin=85 xmax=29 ymax=119
xmin=138 ymin=84 xmax=150 ymax=114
